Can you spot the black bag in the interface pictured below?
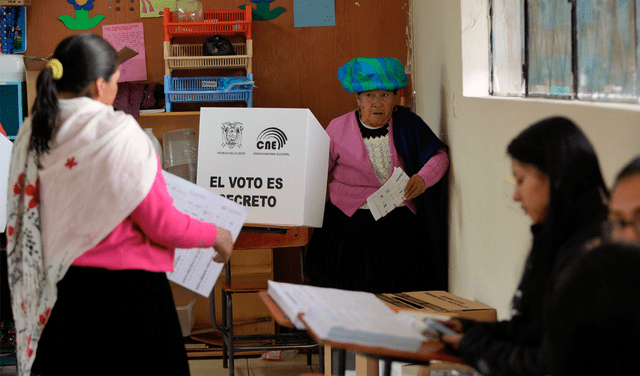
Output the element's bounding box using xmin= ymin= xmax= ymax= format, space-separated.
xmin=202 ymin=35 xmax=235 ymax=56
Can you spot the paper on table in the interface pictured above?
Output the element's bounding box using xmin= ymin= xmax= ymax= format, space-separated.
xmin=163 ymin=170 xmax=249 ymax=297
xmin=267 ymin=280 xmax=395 ymax=330
xmin=367 ymin=167 xmax=410 ymax=221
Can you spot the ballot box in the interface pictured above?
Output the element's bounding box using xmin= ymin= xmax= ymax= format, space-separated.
xmin=196 ymin=107 xmax=329 ymax=227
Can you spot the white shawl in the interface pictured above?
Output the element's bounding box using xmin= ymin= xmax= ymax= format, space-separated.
xmin=6 ymin=97 xmax=157 ymax=375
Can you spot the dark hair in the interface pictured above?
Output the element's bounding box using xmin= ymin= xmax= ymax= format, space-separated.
xmin=30 ymin=33 xmax=119 ymax=156
xmin=507 ymin=116 xmax=608 ymax=318
xmin=615 ymin=156 xmax=640 ymax=184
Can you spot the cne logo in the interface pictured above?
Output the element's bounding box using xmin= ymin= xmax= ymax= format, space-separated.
xmin=221 ymin=122 xmax=243 ymax=149
xmin=256 ymin=127 xmax=288 ymax=150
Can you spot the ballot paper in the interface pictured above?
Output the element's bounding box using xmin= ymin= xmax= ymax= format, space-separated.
xmin=163 ymin=171 xmax=249 ymax=297
xmin=366 ymin=167 xmax=410 ymax=221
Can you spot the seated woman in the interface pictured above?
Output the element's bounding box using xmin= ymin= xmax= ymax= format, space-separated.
xmin=442 ymin=116 xmax=608 ymax=376
xmin=605 ymin=156 xmax=640 ymax=244
xmin=305 ymin=56 xmax=450 ymax=293
xmin=542 ymin=242 xmax=640 ymax=375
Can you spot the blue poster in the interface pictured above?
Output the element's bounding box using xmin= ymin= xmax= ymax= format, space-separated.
xmin=294 ymin=0 xmax=335 ymax=28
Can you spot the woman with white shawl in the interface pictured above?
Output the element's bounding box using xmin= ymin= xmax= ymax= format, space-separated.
xmin=6 ymin=33 xmax=233 ymax=376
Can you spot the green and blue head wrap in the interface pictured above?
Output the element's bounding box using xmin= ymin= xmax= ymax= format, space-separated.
xmin=338 ymin=57 xmax=408 ymax=93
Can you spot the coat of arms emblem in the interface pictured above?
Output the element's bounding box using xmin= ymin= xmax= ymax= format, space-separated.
xmin=221 ymin=122 xmax=243 ymax=149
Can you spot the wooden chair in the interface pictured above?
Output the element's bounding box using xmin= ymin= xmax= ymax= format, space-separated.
xmin=209 ymin=225 xmax=321 ymax=376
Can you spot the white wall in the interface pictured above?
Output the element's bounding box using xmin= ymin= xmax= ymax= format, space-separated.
xmin=413 ymin=0 xmax=640 ymax=319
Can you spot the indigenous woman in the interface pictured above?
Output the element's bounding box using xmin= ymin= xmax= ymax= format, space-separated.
xmin=305 ymin=57 xmax=450 ymax=293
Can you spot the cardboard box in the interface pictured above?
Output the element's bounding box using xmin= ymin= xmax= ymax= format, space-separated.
xmin=377 ymin=290 xmax=497 ymax=322
xmin=23 ymin=47 xmax=139 ymax=113
xmin=196 ymin=107 xmax=330 ymax=227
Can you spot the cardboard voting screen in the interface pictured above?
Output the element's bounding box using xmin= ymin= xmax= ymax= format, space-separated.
xmin=197 ymin=107 xmax=329 ymax=227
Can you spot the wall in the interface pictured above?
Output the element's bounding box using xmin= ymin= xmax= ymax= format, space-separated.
xmin=413 ymin=0 xmax=640 ymax=319
xmin=23 ymin=0 xmax=410 ymax=128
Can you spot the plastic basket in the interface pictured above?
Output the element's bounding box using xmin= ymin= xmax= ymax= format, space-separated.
xmin=163 ymin=40 xmax=252 ymax=75
xmin=163 ymin=7 xmax=252 ymax=41
xmin=164 ymin=74 xmax=254 ymax=111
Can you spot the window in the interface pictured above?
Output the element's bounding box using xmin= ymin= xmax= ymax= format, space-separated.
xmin=491 ymin=0 xmax=640 ymax=103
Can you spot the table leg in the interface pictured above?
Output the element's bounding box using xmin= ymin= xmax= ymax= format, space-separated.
xmin=337 ymin=349 xmax=346 ymax=376
xmin=382 ymin=359 xmax=392 ymax=376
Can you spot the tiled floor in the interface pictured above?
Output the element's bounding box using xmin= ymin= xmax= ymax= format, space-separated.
xmin=0 ymin=353 xmax=433 ymax=376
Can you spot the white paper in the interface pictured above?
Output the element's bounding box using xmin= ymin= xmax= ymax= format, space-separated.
xmin=0 ymin=135 xmax=13 ymax=230
xmin=267 ymin=280 xmax=395 ymax=330
xmin=367 ymin=167 xmax=410 ymax=221
xmin=163 ymin=170 xmax=249 ymax=297
xmin=303 ymin=306 xmax=427 ymax=352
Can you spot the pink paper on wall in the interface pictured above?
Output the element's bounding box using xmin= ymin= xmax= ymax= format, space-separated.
xmin=102 ymin=22 xmax=147 ymax=82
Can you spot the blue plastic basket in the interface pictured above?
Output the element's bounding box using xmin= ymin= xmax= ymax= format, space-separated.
xmin=164 ymin=74 xmax=253 ymax=112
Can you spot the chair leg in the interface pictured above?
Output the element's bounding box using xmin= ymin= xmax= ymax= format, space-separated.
xmin=221 ymin=289 xmax=229 ymax=369
xmin=318 ymin=344 xmax=324 ymax=374
xmin=227 ymin=291 xmax=235 ymax=376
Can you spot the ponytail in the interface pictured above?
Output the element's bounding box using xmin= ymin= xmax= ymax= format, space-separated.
xmin=30 ymin=66 xmax=60 ymax=156
xmin=27 ymin=33 xmax=119 ymax=158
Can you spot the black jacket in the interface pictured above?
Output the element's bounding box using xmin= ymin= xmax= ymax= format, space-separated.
xmin=456 ymin=188 xmax=607 ymax=376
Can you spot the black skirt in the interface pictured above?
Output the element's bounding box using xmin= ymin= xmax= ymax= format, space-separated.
xmin=32 ymin=266 xmax=190 ymax=376
xmin=305 ymin=201 xmax=433 ymax=294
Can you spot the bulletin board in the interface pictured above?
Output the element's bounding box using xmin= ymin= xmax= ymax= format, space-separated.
xmin=21 ymin=0 xmax=409 ymax=128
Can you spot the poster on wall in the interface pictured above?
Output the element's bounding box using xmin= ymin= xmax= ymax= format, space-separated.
xmin=140 ymin=0 xmax=175 ymax=18
xmin=293 ymin=0 xmax=335 ymax=27
xmin=102 ymin=23 xmax=148 ymax=82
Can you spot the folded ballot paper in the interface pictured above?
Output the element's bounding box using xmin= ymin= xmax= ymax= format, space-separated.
xmin=367 ymin=167 xmax=410 ymax=220
xmin=267 ymin=281 xmax=448 ymax=353
xmin=163 ymin=170 xmax=248 ymax=297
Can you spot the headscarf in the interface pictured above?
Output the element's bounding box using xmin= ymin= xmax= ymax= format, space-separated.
xmin=338 ymin=57 xmax=408 ymax=93
xmin=6 ymin=97 xmax=157 ymax=375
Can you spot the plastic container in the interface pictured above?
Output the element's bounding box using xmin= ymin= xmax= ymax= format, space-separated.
xmin=163 ymin=6 xmax=252 ymax=41
xmin=162 ymin=128 xmax=198 ymax=183
xmin=0 ymin=54 xmax=26 ymax=139
xmin=171 ymin=285 xmax=197 ymax=337
xmin=164 ymin=74 xmax=253 ymax=111
xmin=174 ymin=0 xmax=203 ymax=23
xmin=163 ymin=40 xmax=252 ymax=75
xmin=0 ymin=55 xmax=25 ymax=82
xmin=144 ymin=128 xmax=163 ymax=165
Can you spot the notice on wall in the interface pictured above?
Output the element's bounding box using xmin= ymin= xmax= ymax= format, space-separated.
xmin=163 ymin=170 xmax=248 ymax=297
xmin=139 ymin=0 xmax=175 ymax=18
xmin=102 ymin=22 xmax=147 ymax=82
xmin=293 ymin=0 xmax=335 ymax=28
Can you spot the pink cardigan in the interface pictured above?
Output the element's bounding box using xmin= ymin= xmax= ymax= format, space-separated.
xmin=72 ymin=158 xmax=218 ymax=272
xmin=327 ymin=110 xmax=449 ymax=217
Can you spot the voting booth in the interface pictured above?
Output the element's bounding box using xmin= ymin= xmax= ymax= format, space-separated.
xmin=196 ymin=107 xmax=329 ymax=227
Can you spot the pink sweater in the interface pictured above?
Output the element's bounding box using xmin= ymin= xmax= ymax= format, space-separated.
xmin=72 ymin=158 xmax=218 ymax=272
xmin=327 ymin=110 xmax=449 ymax=217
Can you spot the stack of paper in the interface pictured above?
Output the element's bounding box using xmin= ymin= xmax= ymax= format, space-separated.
xmin=267 ymin=281 xmax=444 ymax=352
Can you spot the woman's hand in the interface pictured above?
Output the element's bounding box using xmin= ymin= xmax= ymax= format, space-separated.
xmin=440 ymin=319 xmax=464 ymax=349
xmin=442 ymin=333 xmax=464 ymax=350
xmin=404 ymin=175 xmax=427 ymax=200
xmin=213 ymin=228 xmax=234 ymax=263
